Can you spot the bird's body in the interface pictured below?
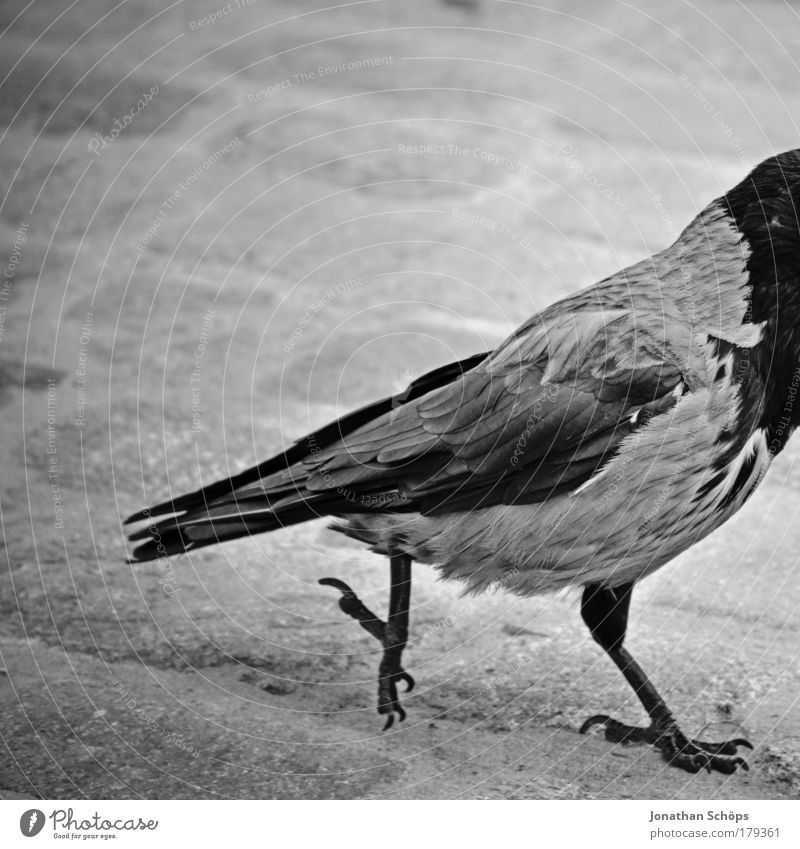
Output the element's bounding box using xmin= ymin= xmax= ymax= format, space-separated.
xmin=127 ymin=150 xmax=800 ymax=773
xmin=332 ymin=204 xmax=773 ymax=595
xmin=129 ymin=193 xmax=786 ymax=592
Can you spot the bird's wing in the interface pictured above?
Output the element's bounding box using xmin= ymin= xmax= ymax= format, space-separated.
xmin=125 ymin=350 xmax=490 ymax=525
xmin=225 ymin=306 xmax=685 ymax=516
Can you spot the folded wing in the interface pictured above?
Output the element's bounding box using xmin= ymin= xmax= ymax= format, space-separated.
xmin=127 ymin=307 xmax=685 ymax=560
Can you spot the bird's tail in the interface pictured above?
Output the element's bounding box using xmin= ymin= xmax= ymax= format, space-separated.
xmin=125 ymin=351 xmax=490 ymax=562
xmin=126 ymin=493 xmax=327 ymax=562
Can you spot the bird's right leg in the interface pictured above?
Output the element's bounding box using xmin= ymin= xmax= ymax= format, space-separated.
xmin=579 ymin=582 xmax=752 ymax=774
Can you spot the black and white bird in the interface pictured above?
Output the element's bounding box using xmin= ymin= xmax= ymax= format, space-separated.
xmin=126 ymin=149 xmax=800 ymax=775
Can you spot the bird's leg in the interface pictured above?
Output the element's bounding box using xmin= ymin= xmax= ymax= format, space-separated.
xmin=378 ymin=550 xmax=414 ymax=728
xmin=319 ymin=550 xmax=414 ymax=730
xmin=578 ymin=582 xmax=752 ymax=774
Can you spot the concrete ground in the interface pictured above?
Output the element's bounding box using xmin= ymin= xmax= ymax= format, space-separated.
xmin=1 ymin=0 xmax=800 ymax=799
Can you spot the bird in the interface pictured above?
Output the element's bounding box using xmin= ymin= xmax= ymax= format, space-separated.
xmin=126 ymin=148 xmax=800 ymax=775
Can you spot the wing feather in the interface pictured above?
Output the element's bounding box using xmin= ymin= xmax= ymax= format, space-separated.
xmin=232 ymin=308 xmax=686 ymax=513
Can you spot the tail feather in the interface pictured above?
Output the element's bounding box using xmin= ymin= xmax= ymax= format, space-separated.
xmin=125 ymin=351 xmax=488 ymax=562
xmin=127 ymin=499 xmax=328 ymax=562
xmin=125 ymin=351 xmax=489 ymax=527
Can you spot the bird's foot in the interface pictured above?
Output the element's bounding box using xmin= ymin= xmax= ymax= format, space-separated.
xmin=320 ymin=577 xmax=414 ymax=729
xmin=378 ymin=667 xmax=415 ymax=730
xmin=580 ymin=714 xmax=752 ymax=774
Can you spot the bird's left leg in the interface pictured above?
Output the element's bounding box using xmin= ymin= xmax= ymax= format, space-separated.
xmin=578 ymin=582 xmax=752 ymax=774
xmin=319 ymin=550 xmax=414 ymax=729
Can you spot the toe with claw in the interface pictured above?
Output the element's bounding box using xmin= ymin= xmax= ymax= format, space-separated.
xmin=580 ymin=714 xmax=753 ymax=774
xmin=378 ymin=669 xmax=415 ymax=730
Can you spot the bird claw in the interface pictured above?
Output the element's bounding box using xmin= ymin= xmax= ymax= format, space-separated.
xmin=378 ymin=670 xmax=415 ymax=730
xmin=395 ymin=671 xmax=415 ymax=693
xmin=380 ymin=701 xmax=405 ymax=731
xmin=580 ymin=715 xmax=752 ymax=774
xmin=318 ymin=577 xmax=354 ymax=595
